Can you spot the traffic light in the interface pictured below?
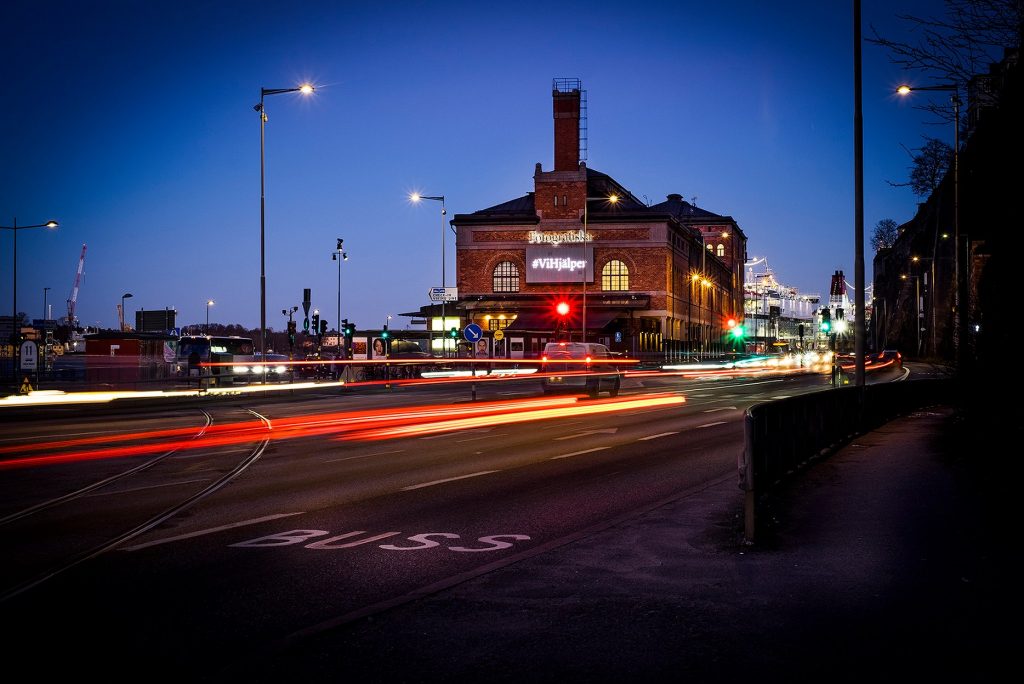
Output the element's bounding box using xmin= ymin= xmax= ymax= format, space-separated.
xmin=554 ymin=301 xmax=571 ymax=339
xmin=381 ymin=325 xmax=390 ymax=340
xmin=449 ymin=327 xmax=459 ymax=339
xmin=303 ymin=317 xmax=309 ymax=332
xmin=819 ymin=308 xmax=831 ymax=333
xmin=319 ymin=319 xmax=327 ymax=336
xmin=311 ymin=313 xmax=320 ymax=336
xmin=343 ymin=320 xmax=355 ymax=339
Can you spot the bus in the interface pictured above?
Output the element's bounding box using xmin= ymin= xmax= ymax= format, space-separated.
xmin=175 ymin=335 xmax=255 ymax=385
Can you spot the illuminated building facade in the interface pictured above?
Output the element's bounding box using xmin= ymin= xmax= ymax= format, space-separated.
xmin=438 ymin=79 xmax=747 ymax=360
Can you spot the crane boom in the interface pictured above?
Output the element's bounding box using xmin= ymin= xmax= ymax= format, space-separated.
xmin=66 ymin=244 xmax=87 ymax=327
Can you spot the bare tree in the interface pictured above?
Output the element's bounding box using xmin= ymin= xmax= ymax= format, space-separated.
xmin=872 ymin=218 xmax=900 ymax=251
xmin=868 ymin=0 xmax=1022 ymax=123
xmin=887 ymin=137 xmax=954 ymax=196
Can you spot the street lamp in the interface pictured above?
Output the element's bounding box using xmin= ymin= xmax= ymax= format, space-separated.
xmin=1 ymin=218 xmax=58 ymax=376
xmin=582 ymin=194 xmax=618 ymax=342
xmin=410 ymin=193 xmax=448 ymax=356
xmin=896 ymin=82 xmax=963 ymax=369
xmin=255 ymin=82 xmax=315 ymax=380
xmin=206 ymin=299 xmax=215 ymax=335
xmin=120 ymin=290 xmax=133 ymax=331
xmin=332 ymin=238 xmax=348 ymax=358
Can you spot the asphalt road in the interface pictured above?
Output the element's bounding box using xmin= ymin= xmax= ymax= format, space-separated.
xmin=0 ymin=365 xmax=900 ymax=679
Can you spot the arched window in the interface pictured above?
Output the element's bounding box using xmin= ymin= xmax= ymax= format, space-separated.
xmin=492 ymin=261 xmax=520 ymax=292
xmin=716 ymin=243 xmax=725 ymax=258
xmin=602 ymin=260 xmax=629 ymax=291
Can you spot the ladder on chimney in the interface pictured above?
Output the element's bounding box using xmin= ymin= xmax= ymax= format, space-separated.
xmin=579 ymin=89 xmax=588 ymax=162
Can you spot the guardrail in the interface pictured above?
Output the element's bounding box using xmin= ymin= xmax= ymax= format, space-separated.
xmin=739 ymin=378 xmax=954 ymax=543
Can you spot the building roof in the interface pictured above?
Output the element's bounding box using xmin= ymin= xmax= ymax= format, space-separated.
xmin=453 ymin=166 xmax=741 ymax=231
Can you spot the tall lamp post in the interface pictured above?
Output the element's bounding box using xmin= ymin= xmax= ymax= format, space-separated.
xmin=43 ymin=287 xmax=51 ymax=321
xmin=206 ymin=299 xmax=214 ymax=335
xmin=332 ymin=238 xmax=348 ymax=358
xmin=121 ymin=293 xmax=133 ymax=331
xmin=410 ymin=193 xmax=448 ymax=356
xmin=1 ymin=218 xmax=58 ymax=377
xmin=582 ymin=194 xmax=618 ymax=342
xmin=896 ymin=82 xmax=962 ymax=369
xmin=254 ymin=83 xmax=315 ymax=380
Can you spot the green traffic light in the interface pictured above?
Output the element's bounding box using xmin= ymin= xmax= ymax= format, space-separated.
xmin=820 ymin=321 xmax=831 ymax=332
xmin=730 ymin=324 xmax=745 ymax=338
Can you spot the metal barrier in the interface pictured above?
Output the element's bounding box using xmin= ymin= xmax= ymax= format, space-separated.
xmin=739 ymin=378 xmax=954 ymax=542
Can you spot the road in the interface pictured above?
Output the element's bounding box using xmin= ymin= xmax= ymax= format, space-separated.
xmin=0 ymin=364 xmax=904 ymax=679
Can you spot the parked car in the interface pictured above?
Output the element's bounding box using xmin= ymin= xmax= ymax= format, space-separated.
xmin=540 ymin=341 xmax=620 ymax=397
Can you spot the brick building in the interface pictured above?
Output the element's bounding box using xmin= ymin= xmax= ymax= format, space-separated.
xmin=418 ymin=79 xmax=748 ymax=360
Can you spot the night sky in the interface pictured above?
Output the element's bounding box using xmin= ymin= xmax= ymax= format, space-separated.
xmin=2 ymin=0 xmax=958 ymax=333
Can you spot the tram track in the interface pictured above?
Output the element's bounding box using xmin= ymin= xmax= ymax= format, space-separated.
xmin=0 ymin=407 xmax=272 ymax=603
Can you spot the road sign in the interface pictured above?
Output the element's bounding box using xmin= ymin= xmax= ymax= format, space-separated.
xmin=428 ymin=287 xmax=458 ymax=302
xmin=463 ymin=323 xmax=483 ymax=342
xmin=493 ymin=329 xmax=504 ymax=341
xmin=302 ymin=288 xmax=311 ymax=317
xmin=20 ymin=340 xmax=38 ymax=371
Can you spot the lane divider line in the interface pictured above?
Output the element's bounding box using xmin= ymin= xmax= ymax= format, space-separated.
xmin=402 ymin=470 xmax=500 ymax=491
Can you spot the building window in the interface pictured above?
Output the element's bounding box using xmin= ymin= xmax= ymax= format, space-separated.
xmin=717 ymin=243 xmax=725 ymax=258
xmin=486 ymin=317 xmax=512 ymax=330
xmin=706 ymin=242 xmax=714 ymax=252
xmin=602 ymin=260 xmax=629 ymax=291
xmin=492 ymin=261 xmax=520 ymax=292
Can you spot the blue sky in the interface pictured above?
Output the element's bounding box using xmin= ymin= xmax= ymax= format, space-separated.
xmin=2 ymin=0 xmax=959 ymax=333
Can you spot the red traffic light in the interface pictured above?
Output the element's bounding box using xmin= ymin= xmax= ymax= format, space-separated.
xmin=556 ymin=301 xmax=570 ymax=316
xmin=726 ymin=318 xmax=737 ymax=329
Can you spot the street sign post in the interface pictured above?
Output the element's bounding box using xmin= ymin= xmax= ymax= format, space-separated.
xmin=19 ymin=340 xmax=38 ymax=371
xmin=428 ymin=287 xmax=458 ymax=302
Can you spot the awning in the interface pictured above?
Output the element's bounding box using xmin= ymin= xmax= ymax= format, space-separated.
xmin=506 ymin=309 xmax=622 ymax=332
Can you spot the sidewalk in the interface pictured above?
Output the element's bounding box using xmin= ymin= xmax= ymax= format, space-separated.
xmin=252 ymin=406 xmax=1018 ymax=682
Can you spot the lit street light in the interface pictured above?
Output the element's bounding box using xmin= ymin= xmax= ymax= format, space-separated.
xmin=1 ymin=218 xmax=58 ymax=377
xmin=121 ymin=293 xmax=133 ymax=331
xmin=254 ymin=82 xmax=315 ymax=381
xmin=896 ymin=81 xmax=963 ymax=369
xmin=206 ymin=299 xmax=215 ymax=335
xmin=582 ymin=194 xmax=618 ymax=342
xmin=410 ymin=193 xmax=449 ymax=356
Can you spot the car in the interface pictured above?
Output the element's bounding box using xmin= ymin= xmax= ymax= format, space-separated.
xmin=540 ymin=341 xmax=620 ymax=397
xmin=246 ymin=352 xmax=291 ymax=380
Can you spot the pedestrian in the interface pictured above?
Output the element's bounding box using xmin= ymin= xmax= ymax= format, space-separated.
xmin=19 ymin=375 xmax=33 ymax=395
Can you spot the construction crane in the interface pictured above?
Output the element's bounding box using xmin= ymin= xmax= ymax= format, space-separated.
xmin=65 ymin=244 xmax=86 ymax=329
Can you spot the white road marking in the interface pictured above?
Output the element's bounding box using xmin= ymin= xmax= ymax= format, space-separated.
xmin=551 ymin=447 xmax=610 ymax=460
xmin=325 ymin=449 xmax=405 ymax=463
xmin=771 ymin=395 xmax=792 ymax=400
xmin=695 ymin=421 xmax=727 ymax=429
xmin=119 ymin=513 xmax=305 ymax=551
xmin=554 ymin=428 xmax=619 ymax=441
xmin=703 ymin=406 xmax=736 ymax=412
xmin=638 ymin=432 xmax=679 ymax=441
xmin=402 ymin=470 xmax=500 ymax=491
xmin=456 ymin=433 xmax=509 ymax=443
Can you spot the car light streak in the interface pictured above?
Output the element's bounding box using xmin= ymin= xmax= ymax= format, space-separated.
xmin=0 ymin=396 xmax=585 ymax=470
xmin=338 ymin=394 xmax=685 ymax=441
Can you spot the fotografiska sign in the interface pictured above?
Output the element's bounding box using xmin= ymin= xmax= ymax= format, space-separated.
xmin=527 ymin=229 xmax=593 ymax=247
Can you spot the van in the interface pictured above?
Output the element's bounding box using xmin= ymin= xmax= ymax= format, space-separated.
xmin=540 ymin=342 xmax=620 ymax=397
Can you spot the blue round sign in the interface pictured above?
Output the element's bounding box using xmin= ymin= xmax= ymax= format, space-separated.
xmin=464 ymin=323 xmax=483 ymax=342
